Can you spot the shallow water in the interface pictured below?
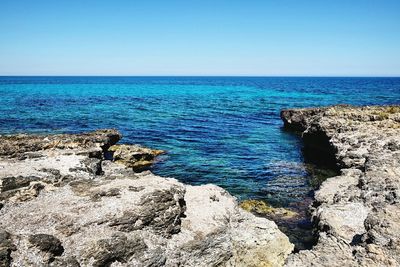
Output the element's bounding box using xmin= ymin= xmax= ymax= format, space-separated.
xmin=1 ymin=76 xmax=399 ymax=207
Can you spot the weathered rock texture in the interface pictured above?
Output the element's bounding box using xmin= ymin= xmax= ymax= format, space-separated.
xmin=0 ymin=130 xmax=293 ymax=266
xmin=281 ymin=105 xmax=400 ymax=267
xmin=108 ymin=144 xmax=164 ymax=171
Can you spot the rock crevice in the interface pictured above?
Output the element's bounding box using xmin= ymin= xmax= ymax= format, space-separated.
xmin=281 ymin=105 xmax=400 ymax=267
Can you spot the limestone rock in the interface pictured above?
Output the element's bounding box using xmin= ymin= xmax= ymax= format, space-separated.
xmin=315 ymin=202 xmax=369 ymax=242
xmin=0 ymin=130 xmax=293 ymax=266
xmin=28 ymin=234 xmax=64 ymax=256
xmin=282 ymin=105 xmax=400 ymax=266
xmin=0 ymin=129 xmax=121 ymax=158
xmin=108 ymin=144 xmax=164 ymax=171
xmin=0 ymin=231 xmax=16 ymax=267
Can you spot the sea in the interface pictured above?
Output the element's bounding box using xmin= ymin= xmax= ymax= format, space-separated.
xmin=1 ymin=76 xmax=399 ymax=208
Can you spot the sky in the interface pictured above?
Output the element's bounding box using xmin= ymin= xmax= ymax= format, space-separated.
xmin=0 ymin=0 xmax=399 ymax=76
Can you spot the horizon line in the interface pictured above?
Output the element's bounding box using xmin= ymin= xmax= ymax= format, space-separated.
xmin=1 ymin=75 xmax=400 ymax=78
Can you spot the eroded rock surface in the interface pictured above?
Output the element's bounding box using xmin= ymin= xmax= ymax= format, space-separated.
xmin=281 ymin=105 xmax=400 ymax=267
xmin=108 ymin=144 xmax=164 ymax=171
xmin=0 ymin=130 xmax=293 ymax=266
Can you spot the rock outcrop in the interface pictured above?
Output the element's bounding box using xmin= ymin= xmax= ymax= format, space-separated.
xmin=108 ymin=144 xmax=164 ymax=171
xmin=281 ymin=105 xmax=400 ymax=267
xmin=0 ymin=130 xmax=293 ymax=266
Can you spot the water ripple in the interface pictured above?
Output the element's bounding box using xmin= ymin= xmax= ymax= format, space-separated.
xmin=1 ymin=76 xmax=399 ymax=206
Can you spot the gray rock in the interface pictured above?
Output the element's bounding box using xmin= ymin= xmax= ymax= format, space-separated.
xmin=108 ymin=144 xmax=164 ymax=172
xmin=282 ymin=105 xmax=400 ymax=266
xmin=81 ymin=233 xmax=147 ymax=267
xmin=0 ymin=130 xmax=293 ymax=266
xmin=0 ymin=129 xmax=121 ymax=158
xmin=0 ymin=231 xmax=15 ymax=267
xmin=28 ymin=234 xmax=64 ymax=256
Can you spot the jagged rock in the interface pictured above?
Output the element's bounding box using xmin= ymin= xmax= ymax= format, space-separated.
xmin=0 ymin=231 xmax=16 ymax=267
xmin=109 ymin=144 xmax=164 ymax=171
xmin=314 ymin=168 xmax=362 ymax=204
xmin=0 ymin=129 xmax=121 ymax=158
xmin=315 ymin=202 xmax=369 ymax=242
xmin=108 ymin=186 xmax=186 ymax=236
xmin=169 ymin=184 xmax=293 ymax=267
xmin=282 ymin=105 xmax=400 ymax=266
xmin=81 ymin=233 xmax=147 ymax=267
xmin=0 ymin=130 xmax=293 ymax=266
xmin=49 ymin=256 xmax=80 ymax=267
xmin=285 ymin=232 xmax=357 ymax=267
xmin=28 ymin=234 xmax=64 ymax=256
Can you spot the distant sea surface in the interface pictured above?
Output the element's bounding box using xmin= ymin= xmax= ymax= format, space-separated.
xmin=1 ymin=76 xmax=399 ymax=206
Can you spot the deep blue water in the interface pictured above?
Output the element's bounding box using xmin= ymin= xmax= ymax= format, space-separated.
xmin=1 ymin=76 xmax=399 ymax=206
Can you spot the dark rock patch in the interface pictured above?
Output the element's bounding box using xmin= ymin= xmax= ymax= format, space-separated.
xmin=109 ymin=188 xmax=186 ymax=236
xmin=0 ymin=231 xmax=16 ymax=267
xmin=82 ymin=233 xmax=146 ymax=267
xmin=28 ymin=234 xmax=64 ymax=256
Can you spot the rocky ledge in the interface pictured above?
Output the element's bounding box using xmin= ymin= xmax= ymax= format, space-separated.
xmin=0 ymin=130 xmax=293 ymax=267
xmin=281 ymin=105 xmax=400 ymax=266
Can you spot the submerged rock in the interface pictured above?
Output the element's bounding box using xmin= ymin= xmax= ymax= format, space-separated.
xmin=0 ymin=130 xmax=293 ymax=266
xmin=240 ymin=199 xmax=298 ymax=219
xmin=281 ymin=105 xmax=400 ymax=267
xmin=108 ymin=144 xmax=164 ymax=171
xmin=240 ymin=199 xmax=316 ymax=252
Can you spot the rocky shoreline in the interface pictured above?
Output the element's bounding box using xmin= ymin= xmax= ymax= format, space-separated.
xmin=1 ymin=105 xmax=399 ymax=267
xmin=281 ymin=105 xmax=400 ymax=266
xmin=0 ymin=130 xmax=292 ymax=266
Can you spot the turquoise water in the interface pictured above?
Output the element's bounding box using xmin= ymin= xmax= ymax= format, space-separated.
xmin=1 ymin=76 xmax=399 ymax=206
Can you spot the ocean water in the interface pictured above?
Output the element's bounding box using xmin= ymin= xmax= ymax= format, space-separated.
xmin=1 ymin=76 xmax=400 ymax=207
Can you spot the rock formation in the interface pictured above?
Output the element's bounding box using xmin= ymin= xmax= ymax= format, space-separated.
xmin=281 ymin=105 xmax=400 ymax=267
xmin=3 ymin=104 xmax=397 ymax=267
xmin=0 ymin=130 xmax=293 ymax=267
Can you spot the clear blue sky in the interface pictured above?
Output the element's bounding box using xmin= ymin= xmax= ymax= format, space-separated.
xmin=1 ymin=0 xmax=399 ymax=76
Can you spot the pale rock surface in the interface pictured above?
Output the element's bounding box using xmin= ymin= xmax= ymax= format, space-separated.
xmin=0 ymin=129 xmax=293 ymax=267
xmin=281 ymin=105 xmax=400 ymax=267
